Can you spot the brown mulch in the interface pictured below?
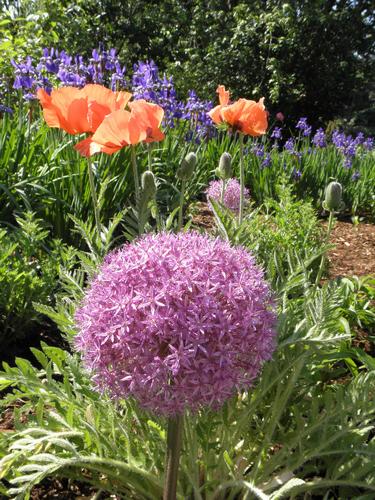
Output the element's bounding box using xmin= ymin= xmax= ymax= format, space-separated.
xmin=325 ymin=219 xmax=375 ymax=279
xmin=190 ymin=202 xmax=215 ymax=230
xmin=192 ymin=202 xmax=375 ymax=279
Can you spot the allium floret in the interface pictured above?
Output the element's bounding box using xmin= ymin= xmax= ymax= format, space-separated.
xmin=75 ymin=232 xmax=276 ymax=416
xmin=206 ymin=178 xmax=250 ymax=213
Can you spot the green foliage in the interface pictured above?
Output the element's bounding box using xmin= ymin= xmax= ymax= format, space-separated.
xmin=1 ymin=272 xmax=374 ymax=498
xmin=1 ymin=184 xmax=374 ymax=498
xmin=0 ymin=212 xmax=70 ymax=350
xmin=209 ymin=181 xmax=324 ymax=288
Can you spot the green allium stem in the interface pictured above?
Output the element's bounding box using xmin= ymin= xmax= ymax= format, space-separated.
xmin=87 ymin=157 xmax=102 ymax=239
xmin=178 ymin=180 xmax=186 ymax=231
xmin=239 ymin=133 xmax=245 ymax=224
xmin=163 ymin=415 xmax=183 ymax=500
xmin=315 ymin=210 xmax=334 ymax=286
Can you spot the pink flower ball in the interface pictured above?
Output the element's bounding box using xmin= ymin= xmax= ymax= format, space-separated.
xmin=75 ymin=232 xmax=276 ymax=416
xmin=206 ymin=178 xmax=250 ymax=213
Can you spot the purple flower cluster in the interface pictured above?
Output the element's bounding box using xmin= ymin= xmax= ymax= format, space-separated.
xmin=312 ymin=128 xmax=326 ymax=148
xmin=11 ymin=48 xmax=216 ymax=141
xmin=132 ymin=61 xmax=215 ymax=140
xmin=271 ymin=126 xmax=282 ymax=140
xmin=331 ymin=129 xmax=372 ymax=168
xmin=0 ymin=104 xmax=13 ymax=115
xmin=284 ymin=137 xmax=302 ymax=160
xmin=75 ymin=232 xmax=276 ymax=416
xmin=11 ymin=46 xmax=127 ymax=98
xmin=296 ymin=117 xmax=312 ymax=136
xmin=206 ymin=178 xmax=250 ymax=213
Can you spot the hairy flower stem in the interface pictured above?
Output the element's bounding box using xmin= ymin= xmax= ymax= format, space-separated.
xmin=131 ymin=146 xmax=140 ymax=202
xmin=147 ymin=143 xmax=153 ymax=172
xmin=238 ymin=133 xmax=245 ymax=224
xmin=163 ymin=415 xmax=183 ymax=500
xmin=220 ymin=179 xmax=227 ymax=204
xmin=178 ymin=180 xmax=186 ymax=231
xmin=315 ymin=210 xmax=334 ymax=286
xmin=87 ymin=158 xmax=102 ymax=239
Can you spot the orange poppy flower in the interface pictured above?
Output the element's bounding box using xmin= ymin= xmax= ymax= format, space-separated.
xmin=37 ymin=84 xmax=131 ymax=135
xmin=208 ymin=85 xmax=230 ymax=124
xmin=128 ymin=99 xmax=165 ymax=143
xmin=75 ymin=102 xmax=165 ymax=157
xmin=220 ymin=97 xmax=268 ymax=136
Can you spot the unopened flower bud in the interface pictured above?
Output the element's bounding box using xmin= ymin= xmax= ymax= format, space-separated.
xmin=141 ymin=171 xmax=157 ymax=200
xmin=216 ymin=152 xmax=232 ymax=180
xmin=176 ymin=152 xmax=197 ymax=181
xmin=323 ymin=181 xmax=345 ymax=212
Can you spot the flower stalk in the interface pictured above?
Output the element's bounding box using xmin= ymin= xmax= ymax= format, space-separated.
xmin=131 ymin=146 xmax=140 ymax=201
xmin=178 ymin=180 xmax=186 ymax=231
xmin=315 ymin=210 xmax=334 ymax=286
xmin=163 ymin=415 xmax=184 ymax=500
xmin=239 ymin=133 xmax=245 ymax=224
xmin=87 ymin=157 xmax=102 ymax=238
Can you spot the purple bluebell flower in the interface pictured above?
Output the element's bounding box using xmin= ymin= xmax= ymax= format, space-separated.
xmin=291 ymin=167 xmax=302 ymax=180
xmin=261 ymin=154 xmax=271 ymax=168
xmin=344 ymin=156 xmax=353 ymax=168
xmin=284 ymin=138 xmax=295 ymax=152
xmin=252 ymin=144 xmax=264 ymax=157
xmin=312 ymin=128 xmax=326 ymax=148
xmin=354 ymin=132 xmax=364 ymax=145
xmin=296 ymin=117 xmax=311 ymax=136
xmin=332 ymin=130 xmax=346 ymax=149
xmin=351 ymin=171 xmax=360 ymax=181
xmin=0 ymin=104 xmax=13 ymax=115
xmin=362 ymin=137 xmax=374 ymax=151
xmin=271 ymin=126 xmax=282 ymax=140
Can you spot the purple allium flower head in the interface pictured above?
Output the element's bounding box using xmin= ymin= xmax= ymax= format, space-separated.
xmin=75 ymin=232 xmax=276 ymax=416
xmin=206 ymin=178 xmax=250 ymax=213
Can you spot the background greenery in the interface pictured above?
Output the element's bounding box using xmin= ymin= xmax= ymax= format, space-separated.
xmin=1 ymin=0 xmax=374 ymax=131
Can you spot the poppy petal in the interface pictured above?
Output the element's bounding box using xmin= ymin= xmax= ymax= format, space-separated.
xmin=217 ymin=85 xmax=230 ymax=106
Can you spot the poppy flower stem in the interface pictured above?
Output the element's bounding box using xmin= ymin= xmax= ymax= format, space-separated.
xmin=163 ymin=415 xmax=183 ymax=500
xmin=147 ymin=143 xmax=153 ymax=172
xmin=178 ymin=180 xmax=186 ymax=231
xmin=315 ymin=210 xmax=335 ymax=286
xmin=87 ymin=158 xmax=102 ymax=239
xmin=131 ymin=146 xmax=140 ymax=202
xmin=238 ymin=133 xmax=245 ymax=224
xmin=220 ymin=179 xmax=227 ymax=205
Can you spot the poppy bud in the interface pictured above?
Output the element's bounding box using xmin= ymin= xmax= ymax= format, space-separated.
xmin=141 ymin=171 xmax=157 ymax=200
xmin=323 ymin=181 xmax=345 ymax=212
xmin=176 ymin=152 xmax=197 ymax=181
xmin=215 ymin=152 xmax=232 ymax=180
